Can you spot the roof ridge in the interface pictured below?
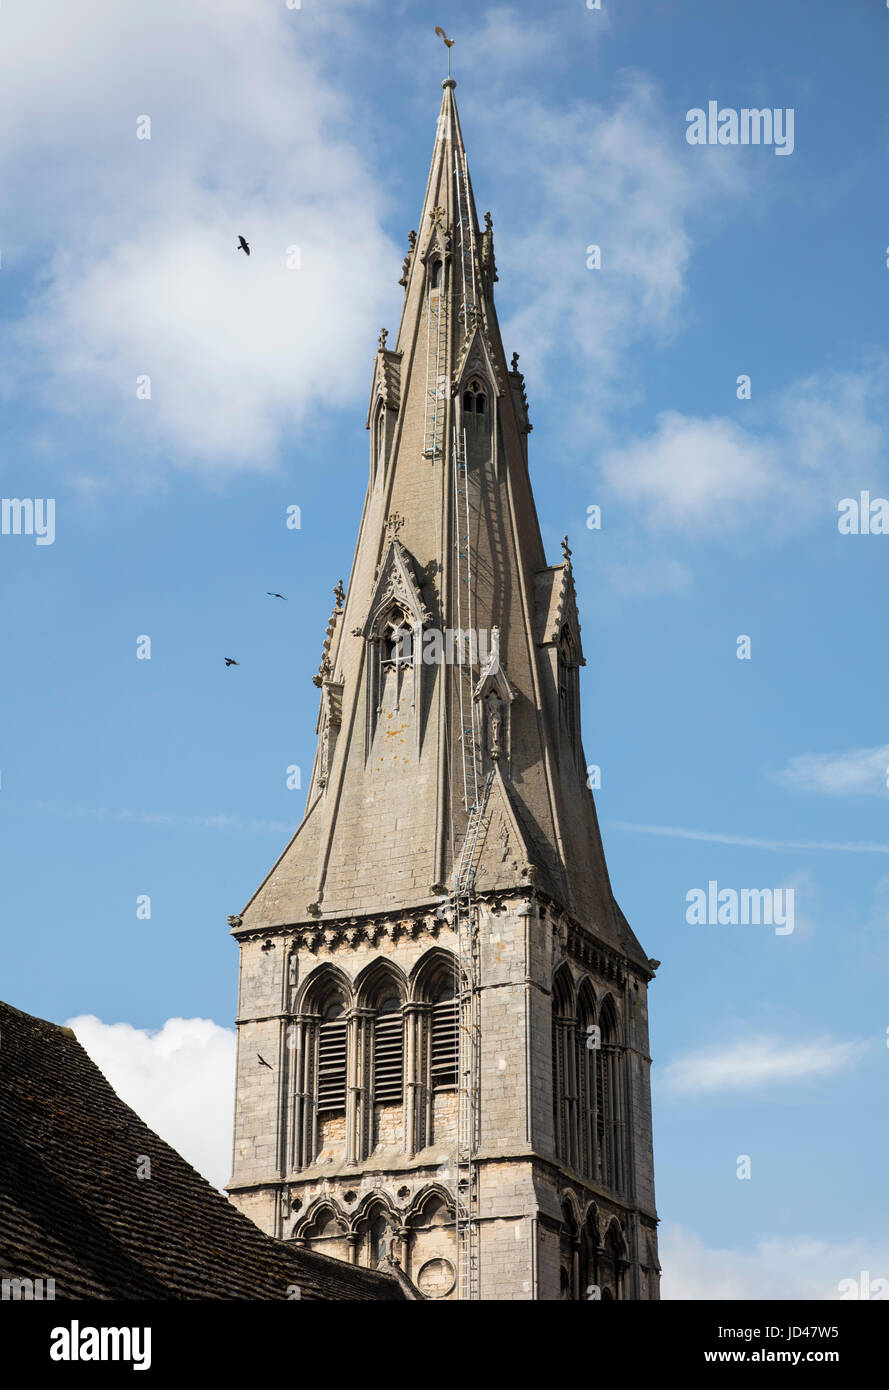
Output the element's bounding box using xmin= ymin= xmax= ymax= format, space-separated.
xmin=0 ymin=998 xmax=76 ymax=1035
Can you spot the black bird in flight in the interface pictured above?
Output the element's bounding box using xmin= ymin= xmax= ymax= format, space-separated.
xmin=224 ymin=657 xmax=240 ymax=667
xmin=257 ymin=1053 xmax=273 ymax=1070
xmin=267 ymin=591 xmax=287 ymax=600
xmin=237 ymin=235 xmax=250 ymax=256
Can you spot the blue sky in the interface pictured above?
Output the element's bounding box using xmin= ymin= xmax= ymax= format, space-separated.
xmin=1 ymin=0 xmax=887 ymax=1297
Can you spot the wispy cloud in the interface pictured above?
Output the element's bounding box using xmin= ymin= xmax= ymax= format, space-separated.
xmin=661 ymin=1035 xmax=868 ymax=1097
xmin=600 ymin=410 xmax=780 ymax=529
xmin=469 ymin=71 xmax=751 ymax=432
xmin=599 ymin=361 xmax=889 ymax=536
xmin=29 ymin=800 xmax=291 ymax=835
xmin=661 ymin=1223 xmax=889 ymax=1300
xmin=460 ymin=6 xmax=575 ymax=76
xmin=774 ymin=745 xmax=889 ymax=798
xmin=609 ymin=820 xmax=889 ymax=854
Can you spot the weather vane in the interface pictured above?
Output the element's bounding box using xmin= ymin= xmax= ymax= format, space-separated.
xmin=435 ymin=26 xmax=455 ymax=80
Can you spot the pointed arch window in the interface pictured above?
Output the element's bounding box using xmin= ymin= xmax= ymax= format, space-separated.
xmin=286 ymin=970 xmax=352 ymax=1171
xmin=558 ymin=625 xmax=580 ymax=749
xmin=462 ymin=379 xmax=486 ymax=414
xmin=374 ymin=404 xmax=386 ymax=479
xmin=362 ymin=538 xmax=430 ymax=757
xmin=576 ymin=983 xmax=597 ymax=1180
xmin=596 ymin=999 xmax=625 ymax=1194
xmin=551 ymin=968 xmax=577 ymax=1168
xmin=373 ymin=602 xmax=415 ymax=722
xmin=430 ymin=980 xmax=458 ymax=1089
xmin=373 ymin=993 xmax=404 ymax=1104
xmin=349 ymin=967 xmax=409 ymax=1161
xmin=429 ymin=259 xmax=443 ymax=291
xmin=550 ymin=974 xmax=626 ymax=1189
xmin=317 ymin=1001 xmax=347 ymax=1115
xmin=381 ymin=606 xmax=412 ymax=670
xmin=409 ymin=949 xmax=461 ymax=1153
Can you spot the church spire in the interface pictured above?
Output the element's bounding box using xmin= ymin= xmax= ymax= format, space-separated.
xmin=228 ymin=72 xmax=659 ymax=1303
xmin=392 ymin=75 xmax=495 ymax=413
xmin=237 ymin=75 xmax=649 ymax=972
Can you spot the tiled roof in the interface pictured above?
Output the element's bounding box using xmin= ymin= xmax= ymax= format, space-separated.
xmin=0 ymin=1002 xmax=406 ymax=1300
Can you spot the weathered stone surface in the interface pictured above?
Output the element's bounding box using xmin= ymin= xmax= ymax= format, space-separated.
xmin=228 ymin=79 xmax=659 ymax=1301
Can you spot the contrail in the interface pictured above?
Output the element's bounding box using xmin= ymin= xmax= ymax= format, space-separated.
xmin=607 ymin=821 xmax=889 ymax=855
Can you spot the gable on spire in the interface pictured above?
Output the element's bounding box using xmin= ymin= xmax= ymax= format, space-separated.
xmin=535 ymin=552 xmax=586 ymax=664
xmin=358 ymin=523 xmax=434 ymax=756
xmin=421 ymin=211 xmax=452 ymax=270
xmin=452 ymin=323 xmax=504 ymax=399
xmin=365 ymin=344 xmax=402 ymax=422
xmin=360 ymin=523 xmax=433 ymax=640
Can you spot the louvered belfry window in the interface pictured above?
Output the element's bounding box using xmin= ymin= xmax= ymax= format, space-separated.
xmin=317 ymin=1003 xmax=347 ymax=1114
xmin=373 ymin=996 xmax=404 ymax=1103
xmin=430 ymin=983 xmax=458 ymax=1088
xmin=596 ymin=1045 xmax=609 ymax=1182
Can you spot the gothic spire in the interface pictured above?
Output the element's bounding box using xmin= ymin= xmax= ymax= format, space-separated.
xmin=237 ymin=78 xmax=649 ymax=971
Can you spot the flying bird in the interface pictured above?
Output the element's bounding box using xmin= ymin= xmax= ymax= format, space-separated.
xmin=267 ymin=592 xmax=287 ymax=600
xmin=257 ymin=1054 xmax=273 ymax=1070
xmin=434 ymin=25 xmax=454 ymax=47
xmin=237 ymin=235 xmax=250 ymax=256
xmin=224 ymin=657 xmax=240 ymax=667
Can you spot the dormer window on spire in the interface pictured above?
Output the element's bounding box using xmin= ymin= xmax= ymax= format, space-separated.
xmin=374 ymin=403 xmax=386 ymax=480
xmin=463 ymin=379 xmax=486 ymax=414
xmin=381 ymin=608 xmax=412 ymax=669
xmin=558 ymin=624 xmax=580 ymax=749
xmin=429 ymin=258 xmax=443 ymax=291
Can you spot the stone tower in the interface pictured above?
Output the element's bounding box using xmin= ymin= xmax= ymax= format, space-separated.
xmin=228 ymin=78 xmax=660 ymax=1301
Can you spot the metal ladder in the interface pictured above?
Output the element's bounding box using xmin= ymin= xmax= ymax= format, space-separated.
xmin=453 ymin=769 xmax=494 ymax=1302
xmin=454 ymin=147 xmax=478 ymax=336
xmin=449 ymin=131 xmax=487 ymax=1301
xmin=423 ymin=276 xmax=448 ymax=460
xmin=452 ymin=426 xmax=480 ymax=811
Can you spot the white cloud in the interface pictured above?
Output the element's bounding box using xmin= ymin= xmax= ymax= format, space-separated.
xmin=0 ymin=0 xmax=397 ymax=470
xmin=600 ymin=411 xmax=779 ymax=528
xmin=68 ymin=1015 xmax=236 ymax=1189
xmin=661 ymin=1035 xmax=868 ymax=1098
xmin=597 ymin=361 xmax=889 ymax=535
xmin=778 ymin=366 xmax=887 ymax=487
xmin=484 ymin=74 xmax=749 ymax=418
xmin=661 ymin=1224 xmax=889 ymax=1300
xmin=775 ymin=745 xmax=889 ymax=798
xmin=461 ymin=7 xmax=565 ymax=74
